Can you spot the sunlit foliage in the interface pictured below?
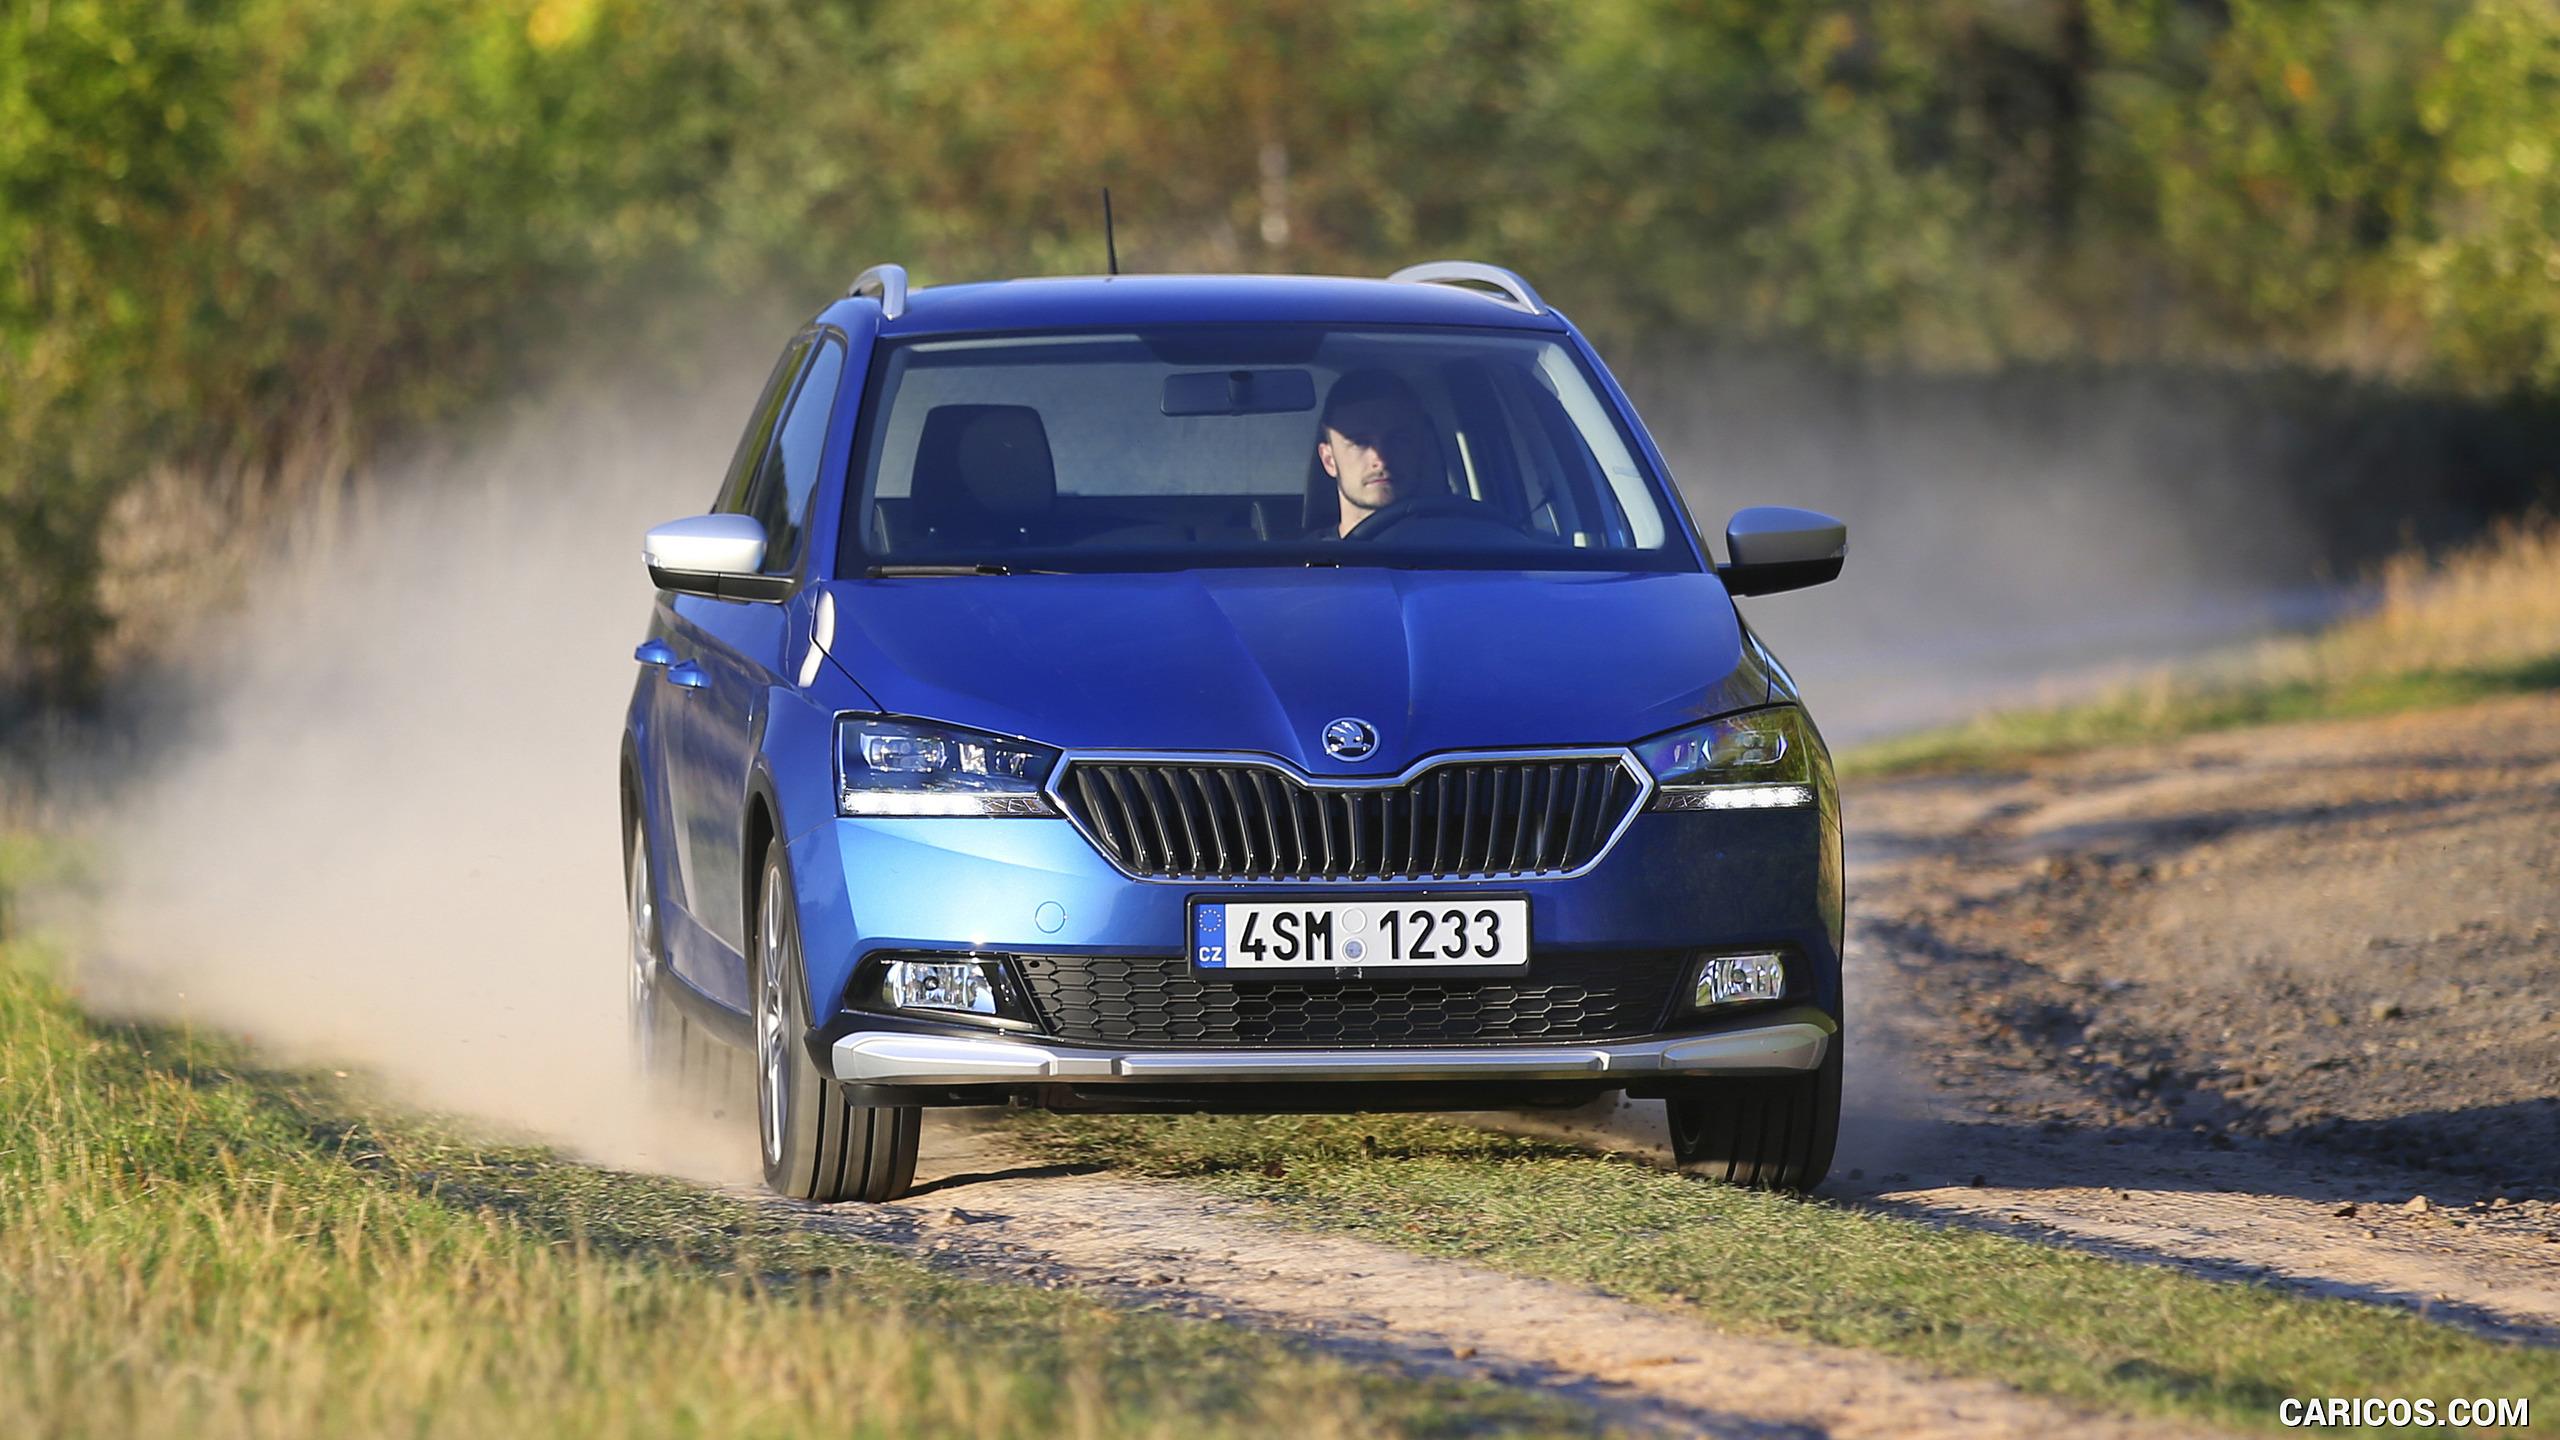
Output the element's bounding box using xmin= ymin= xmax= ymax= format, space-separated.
xmin=8 ymin=1 xmax=2560 ymax=701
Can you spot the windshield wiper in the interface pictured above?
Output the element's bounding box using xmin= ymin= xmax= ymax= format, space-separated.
xmin=867 ymin=562 xmax=1027 ymax=577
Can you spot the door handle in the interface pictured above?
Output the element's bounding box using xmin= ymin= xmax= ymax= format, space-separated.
xmin=664 ymin=660 xmax=708 ymax=690
xmin=634 ymin=639 xmax=675 ymax=667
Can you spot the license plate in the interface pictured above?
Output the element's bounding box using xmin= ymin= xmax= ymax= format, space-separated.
xmin=1191 ymin=897 xmax=1530 ymax=973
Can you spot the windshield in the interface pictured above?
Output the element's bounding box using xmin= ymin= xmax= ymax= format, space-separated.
xmin=840 ymin=325 xmax=1697 ymax=574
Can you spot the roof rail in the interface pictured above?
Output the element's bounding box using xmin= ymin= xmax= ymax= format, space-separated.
xmin=1388 ymin=261 xmax=1544 ymax=315
xmin=847 ymin=263 xmax=909 ymax=320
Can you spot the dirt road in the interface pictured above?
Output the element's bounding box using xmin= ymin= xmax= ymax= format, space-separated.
xmin=772 ymin=695 xmax=2560 ymax=1430
xmin=1843 ymin=691 xmax=2560 ymax=1336
xmin=785 ymin=1123 xmax=2208 ymax=1440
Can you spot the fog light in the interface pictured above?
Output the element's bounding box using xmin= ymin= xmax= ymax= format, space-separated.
xmin=1692 ymin=951 xmax=1788 ymax=1008
xmin=883 ymin=959 xmax=1000 ymax=1015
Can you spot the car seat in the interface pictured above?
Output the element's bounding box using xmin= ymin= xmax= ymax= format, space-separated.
xmin=910 ymin=404 xmax=1057 ymax=549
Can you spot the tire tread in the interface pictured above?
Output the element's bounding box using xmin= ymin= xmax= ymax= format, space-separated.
xmin=1666 ymin=1030 xmax=1841 ymax=1193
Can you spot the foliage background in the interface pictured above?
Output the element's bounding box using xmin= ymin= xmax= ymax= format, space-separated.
xmin=8 ymin=0 xmax=2560 ymax=705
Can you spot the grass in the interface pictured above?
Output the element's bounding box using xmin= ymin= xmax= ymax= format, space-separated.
xmin=1008 ymin=1112 xmax=2556 ymax=1435
xmin=0 ymin=839 xmax=1600 ymax=1440
xmin=1844 ymin=515 xmax=2560 ymax=776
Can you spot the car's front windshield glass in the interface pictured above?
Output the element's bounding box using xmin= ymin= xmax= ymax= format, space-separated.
xmin=841 ymin=325 xmax=1696 ymax=574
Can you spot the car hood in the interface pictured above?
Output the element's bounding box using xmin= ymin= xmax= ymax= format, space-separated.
xmin=816 ymin=568 xmax=1766 ymax=773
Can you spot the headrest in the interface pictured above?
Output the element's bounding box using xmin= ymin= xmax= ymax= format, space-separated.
xmin=912 ymin=404 xmax=1056 ymax=542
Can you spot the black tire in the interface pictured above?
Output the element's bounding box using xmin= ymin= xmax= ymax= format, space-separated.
xmin=752 ymin=838 xmax=919 ymax=1203
xmin=1665 ymin=1027 xmax=1842 ymax=1192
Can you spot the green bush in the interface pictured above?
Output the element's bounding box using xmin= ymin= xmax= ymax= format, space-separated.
xmin=12 ymin=1 xmax=2560 ymax=707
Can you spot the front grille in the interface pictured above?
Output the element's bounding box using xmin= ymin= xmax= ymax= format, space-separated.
xmin=1057 ymin=755 xmax=1643 ymax=881
xmin=1013 ymin=951 xmax=1689 ymax=1046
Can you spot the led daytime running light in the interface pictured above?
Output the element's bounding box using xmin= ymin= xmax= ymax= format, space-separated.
xmin=1652 ymin=783 xmax=1814 ymax=811
xmin=839 ymin=792 xmax=1058 ymax=817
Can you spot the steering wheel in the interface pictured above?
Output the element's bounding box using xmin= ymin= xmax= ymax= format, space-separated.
xmin=1341 ymin=494 xmax=1515 ymax=542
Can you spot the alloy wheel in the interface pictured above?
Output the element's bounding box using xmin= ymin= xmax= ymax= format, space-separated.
xmin=756 ymin=864 xmax=790 ymax=1171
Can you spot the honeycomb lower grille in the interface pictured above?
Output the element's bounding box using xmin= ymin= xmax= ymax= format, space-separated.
xmin=1056 ymin=755 xmax=1644 ymax=881
xmin=1011 ymin=951 xmax=1689 ymax=1047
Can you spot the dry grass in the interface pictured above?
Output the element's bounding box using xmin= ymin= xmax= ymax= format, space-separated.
xmin=2331 ymin=514 xmax=2560 ymax=675
xmin=1848 ymin=515 xmax=2560 ymax=775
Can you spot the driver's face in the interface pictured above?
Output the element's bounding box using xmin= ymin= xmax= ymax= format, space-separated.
xmin=1319 ymin=399 xmax=1431 ymax=528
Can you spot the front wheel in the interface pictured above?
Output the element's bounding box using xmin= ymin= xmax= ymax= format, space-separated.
xmin=753 ymin=840 xmax=919 ymax=1202
xmin=1664 ymin=1027 xmax=1842 ymax=1192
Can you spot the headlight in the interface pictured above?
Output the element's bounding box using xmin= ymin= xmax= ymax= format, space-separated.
xmin=1636 ymin=705 xmax=1819 ymax=811
xmin=835 ymin=717 xmax=1060 ymax=817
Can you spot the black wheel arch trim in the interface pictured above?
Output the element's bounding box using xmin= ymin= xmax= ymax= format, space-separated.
xmin=618 ymin=733 xmax=647 ymax=871
xmin=658 ymin=963 xmax=756 ymax=1051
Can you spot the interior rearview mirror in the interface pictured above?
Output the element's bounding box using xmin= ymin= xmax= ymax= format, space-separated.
xmin=643 ymin=514 xmax=790 ymax=602
xmin=1160 ymin=369 xmax=1318 ymax=417
xmin=1719 ymin=506 xmax=1846 ymax=596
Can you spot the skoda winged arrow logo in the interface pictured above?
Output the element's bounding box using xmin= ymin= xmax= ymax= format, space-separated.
xmin=1321 ymin=717 xmax=1379 ymax=761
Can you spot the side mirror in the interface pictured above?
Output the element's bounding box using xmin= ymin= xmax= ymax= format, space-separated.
xmin=1718 ymin=506 xmax=1846 ymax=596
xmin=643 ymin=514 xmax=790 ymax=602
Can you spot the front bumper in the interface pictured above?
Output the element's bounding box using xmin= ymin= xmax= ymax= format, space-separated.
xmin=786 ymin=800 xmax=1848 ymax=1038
xmin=830 ymin=1009 xmax=1829 ymax=1086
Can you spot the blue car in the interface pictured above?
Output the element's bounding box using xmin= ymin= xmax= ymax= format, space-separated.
xmin=621 ymin=262 xmax=1849 ymax=1202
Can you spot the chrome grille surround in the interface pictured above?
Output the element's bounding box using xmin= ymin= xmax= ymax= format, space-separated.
xmin=1047 ymin=747 xmax=1652 ymax=883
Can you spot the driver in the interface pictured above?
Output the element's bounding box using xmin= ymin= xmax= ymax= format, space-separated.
xmin=1312 ymin=369 xmax=1444 ymax=538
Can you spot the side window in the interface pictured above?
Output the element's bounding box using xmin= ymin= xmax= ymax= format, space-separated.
xmin=715 ymin=336 xmax=814 ymax=515
xmin=1487 ymin=363 xmax=1639 ymax=548
xmin=742 ymin=336 xmax=846 ymax=574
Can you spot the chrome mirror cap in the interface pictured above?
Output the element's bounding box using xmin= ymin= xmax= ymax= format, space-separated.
xmin=644 ymin=513 xmax=767 ymax=578
xmin=645 ymin=514 xmax=791 ymax=601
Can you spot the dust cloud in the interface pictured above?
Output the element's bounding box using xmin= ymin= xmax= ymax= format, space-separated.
xmin=80 ymin=365 xmax=762 ymax=1181
xmin=1638 ymin=356 xmax=2347 ymax=743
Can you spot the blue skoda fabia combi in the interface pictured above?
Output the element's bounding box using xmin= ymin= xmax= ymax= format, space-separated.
xmin=622 ymin=262 xmax=1850 ymax=1201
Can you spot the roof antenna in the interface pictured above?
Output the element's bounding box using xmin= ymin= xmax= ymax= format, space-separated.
xmin=1102 ymin=187 xmax=1120 ymax=276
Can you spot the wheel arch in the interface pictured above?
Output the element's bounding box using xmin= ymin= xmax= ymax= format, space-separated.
xmin=741 ymin=786 xmax=780 ymax=952
xmin=739 ymin=689 xmax=842 ymax=1005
